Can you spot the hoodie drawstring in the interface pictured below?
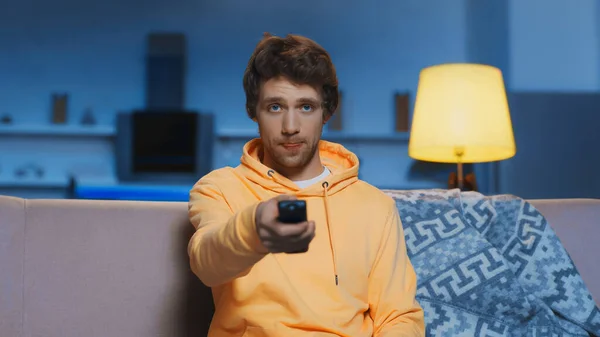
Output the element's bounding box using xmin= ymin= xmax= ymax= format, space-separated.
xmin=266 ymin=170 xmax=339 ymax=286
xmin=322 ymin=181 xmax=338 ymax=286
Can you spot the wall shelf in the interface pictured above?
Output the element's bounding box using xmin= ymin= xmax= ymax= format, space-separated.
xmin=0 ymin=124 xmax=116 ymax=137
xmin=0 ymin=125 xmax=423 ymax=199
xmin=0 ymin=178 xmax=68 ymax=188
xmin=0 ymin=125 xmax=410 ymax=143
xmin=323 ymin=132 xmax=410 ymax=142
xmin=216 ymin=129 xmax=411 ymax=142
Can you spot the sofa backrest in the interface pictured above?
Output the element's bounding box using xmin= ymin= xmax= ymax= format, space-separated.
xmin=0 ymin=196 xmax=213 ymax=337
xmin=1 ymin=195 xmax=599 ymax=337
xmin=529 ymin=198 xmax=600 ymax=307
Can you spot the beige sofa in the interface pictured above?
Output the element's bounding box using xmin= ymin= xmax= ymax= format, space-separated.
xmin=1 ymin=195 xmax=599 ymax=336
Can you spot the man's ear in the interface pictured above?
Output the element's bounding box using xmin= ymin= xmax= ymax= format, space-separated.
xmin=323 ymin=113 xmax=331 ymax=124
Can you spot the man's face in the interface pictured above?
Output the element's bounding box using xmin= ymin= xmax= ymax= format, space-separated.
xmin=255 ymin=76 xmax=327 ymax=178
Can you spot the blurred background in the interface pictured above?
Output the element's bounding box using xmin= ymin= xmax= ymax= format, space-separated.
xmin=0 ymin=0 xmax=598 ymax=201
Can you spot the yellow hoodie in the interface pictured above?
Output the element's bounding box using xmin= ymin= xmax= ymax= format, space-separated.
xmin=188 ymin=138 xmax=424 ymax=337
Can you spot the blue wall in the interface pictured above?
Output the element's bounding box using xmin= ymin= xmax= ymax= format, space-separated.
xmin=1 ymin=0 xmax=599 ymax=199
xmin=500 ymin=93 xmax=600 ymax=199
xmin=0 ymin=0 xmax=468 ymax=133
xmin=508 ymin=0 xmax=600 ymax=91
xmin=497 ymin=0 xmax=600 ymax=199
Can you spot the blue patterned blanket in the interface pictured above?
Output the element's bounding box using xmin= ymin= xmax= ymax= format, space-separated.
xmin=385 ymin=189 xmax=600 ymax=336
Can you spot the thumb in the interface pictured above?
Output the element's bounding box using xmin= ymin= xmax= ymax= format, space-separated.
xmin=273 ymin=194 xmax=297 ymax=202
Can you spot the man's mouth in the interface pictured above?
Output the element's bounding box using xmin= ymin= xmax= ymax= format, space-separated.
xmin=281 ymin=142 xmax=303 ymax=149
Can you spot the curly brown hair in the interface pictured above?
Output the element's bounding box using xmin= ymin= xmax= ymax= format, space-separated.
xmin=243 ymin=33 xmax=339 ymax=120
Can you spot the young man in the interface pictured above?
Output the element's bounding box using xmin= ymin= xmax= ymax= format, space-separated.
xmin=188 ymin=33 xmax=424 ymax=336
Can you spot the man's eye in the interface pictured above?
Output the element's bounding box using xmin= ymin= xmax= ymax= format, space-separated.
xmin=269 ymin=104 xmax=281 ymax=112
xmin=301 ymin=105 xmax=313 ymax=112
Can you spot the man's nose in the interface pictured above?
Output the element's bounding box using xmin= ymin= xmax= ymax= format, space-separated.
xmin=282 ymin=111 xmax=300 ymax=135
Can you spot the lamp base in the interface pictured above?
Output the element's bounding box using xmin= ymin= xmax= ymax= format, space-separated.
xmin=448 ymin=172 xmax=478 ymax=192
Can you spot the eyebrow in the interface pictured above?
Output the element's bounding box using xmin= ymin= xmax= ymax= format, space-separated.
xmin=261 ymin=96 xmax=321 ymax=106
xmin=297 ymin=97 xmax=320 ymax=106
xmin=261 ymin=96 xmax=285 ymax=104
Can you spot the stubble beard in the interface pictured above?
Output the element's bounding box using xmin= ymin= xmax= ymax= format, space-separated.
xmin=265 ymin=137 xmax=320 ymax=172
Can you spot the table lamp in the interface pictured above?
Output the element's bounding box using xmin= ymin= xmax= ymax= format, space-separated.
xmin=408 ymin=63 xmax=516 ymax=191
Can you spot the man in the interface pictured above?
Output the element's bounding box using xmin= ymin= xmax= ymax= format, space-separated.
xmin=188 ymin=33 xmax=424 ymax=336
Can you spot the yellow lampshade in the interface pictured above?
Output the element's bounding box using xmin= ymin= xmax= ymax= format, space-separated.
xmin=408 ymin=63 xmax=516 ymax=163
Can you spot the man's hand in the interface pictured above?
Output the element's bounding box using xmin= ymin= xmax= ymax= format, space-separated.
xmin=255 ymin=194 xmax=315 ymax=253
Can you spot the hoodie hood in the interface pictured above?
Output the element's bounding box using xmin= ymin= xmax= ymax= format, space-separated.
xmin=236 ymin=138 xmax=359 ymax=286
xmin=237 ymin=138 xmax=359 ymax=196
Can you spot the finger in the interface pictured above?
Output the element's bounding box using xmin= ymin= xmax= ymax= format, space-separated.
xmin=271 ymin=221 xmax=309 ymax=237
xmin=262 ymin=240 xmax=292 ymax=253
xmin=284 ymin=240 xmax=311 ymax=253
xmin=258 ymin=221 xmax=307 ymax=243
xmin=259 ymin=194 xmax=297 ymax=223
xmin=273 ymin=194 xmax=297 ymax=202
xmin=304 ymin=221 xmax=316 ymax=240
xmin=269 ymin=241 xmax=310 ymax=254
xmin=287 ymin=221 xmax=315 ymax=243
